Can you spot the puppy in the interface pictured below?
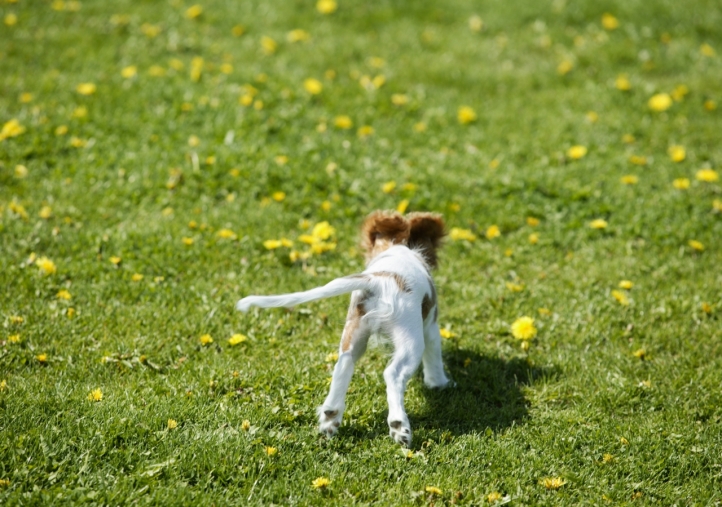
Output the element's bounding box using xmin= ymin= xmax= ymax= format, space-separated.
xmin=236 ymin=211 xmax=453 ymax=446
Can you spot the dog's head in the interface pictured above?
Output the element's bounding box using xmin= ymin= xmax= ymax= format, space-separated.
xmin=361 ymin=210 xmax=446 ymax=268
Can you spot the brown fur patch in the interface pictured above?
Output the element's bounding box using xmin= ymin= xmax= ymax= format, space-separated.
xmin=341 ymin=301 xmax=366 ymax=352
xmin=360 ymin=210 xmax=410 ymax=261
xmin=373 ymin=271 xmax=411 ymax=293
xmin=421 ymin=281 xmax=437 ymax=321
xmin=406 ymin=212 xmax=445 ymax=269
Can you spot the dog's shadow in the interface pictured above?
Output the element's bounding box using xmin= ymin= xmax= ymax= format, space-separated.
xmin=410 ymin=349 xmax=554 ymax=438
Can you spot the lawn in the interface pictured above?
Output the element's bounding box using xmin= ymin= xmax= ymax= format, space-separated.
xmin=1 ymin=0 xmax=721 ymax=505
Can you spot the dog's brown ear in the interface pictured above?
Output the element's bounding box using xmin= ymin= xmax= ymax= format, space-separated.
xmin=361 ymin=210 xmax=410 ymax=259
xmin=407 ymin=212 xmax=445 ymax=269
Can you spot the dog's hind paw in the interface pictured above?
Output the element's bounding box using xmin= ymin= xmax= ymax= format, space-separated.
xmin=389 ymin=419 xmax=412 ymax=447
xmin=235 ymin=298 xmax=253 ymax=312
xmin=317 ymin=407 xmax=343 ymax=438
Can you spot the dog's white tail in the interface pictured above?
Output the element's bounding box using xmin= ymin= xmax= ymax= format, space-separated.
xmin=236 ymin=274 xmax=373 ymax=312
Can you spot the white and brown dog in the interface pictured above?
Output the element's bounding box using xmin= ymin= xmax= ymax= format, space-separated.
xmin=236 ymin=211 xmax=453 ymax=446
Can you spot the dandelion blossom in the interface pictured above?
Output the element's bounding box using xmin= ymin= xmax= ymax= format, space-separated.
xmin=567 ymin=145 xmax=587 ymax=160
xmin=589 ymin=219 xmax=608 ymax=229
xmin=449 ymin=228 xmax=476 ymax=241
xmin=121 ymin=65 xmax=137 ymax=78
xmin=88 ymin=388 xmax=103 ymax=401
xmin=425 ymin=486 xmax=443 ymax=496
xmin=334 ymin=115 xmax=353 ymax=129
xmin=672 ymin=178 xmax=690 ymax=189
xmin=439 ymin=329 xmax=456 ymax=339
xmin=457 ymin=106 xmax=477 ymax=125
xmin=688 ymin=240 xmax=704 ymax=251
xmin=241 ymin=420 xmax=251 ymax=431
xmin=57 ymin=289 xmax=72 ymax=300
xmin=511 ymin=316 xmax=537 ymax=340
xmin=541 ymin=477 xmax=566 ymax=490
xmin=200 ymin=334 xmax=213 ymax=346
xmin=185 ymin=4 xmax=203 ymax=19
xmin=265 ymin=446 xmax=278 ymax=456
xmin=37 ymin=353 xmax=48 ymax=363
xmin=696 ymin=168 xmax=719 ymax=182
xmin=167 ymin=419 xmax=178 ymax=429
xmin=485 ymin=225 xmax=501 ymax=239
xmin=601 ymin=13 xmax=619 ymax=30
xmin=303 ymin=78 xmax=323 ymax=95
xmin=648 ymin=93 xmax=672 ymax=112
xmin=668 ymin=145 xmax=686 ymax=162
xmin=312 ymin=477 xmax=331 ymax=489
xmin=611 ymin=290 xmax=630 ymax=306
xmin=618 ymin=280 xmax=633 ymax=290
xmin=36 ymin=257 xmax=57 ymax=275
xmin=217 ymin=229 xmax=237 ymax=240
xmin=0 ymin=118 xmax=26 ymax=140
xmin=615 ymin=74 xmax=631 ymax=91
xmin=316 ymin=0 xmax=337 ymax=14
xmin=76 ymin=83 xmax=96 ymax=95
xmin=621 ymin=175 xmax=638 ymax=185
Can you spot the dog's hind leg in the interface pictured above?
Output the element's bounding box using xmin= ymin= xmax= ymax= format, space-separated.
xmin=384 ymin=318 xmax=424 ymax=447
xmin=318 ymin=293 xmax=371 ymax=437
xmin=422 ymin=321 xmax=453 ymax=389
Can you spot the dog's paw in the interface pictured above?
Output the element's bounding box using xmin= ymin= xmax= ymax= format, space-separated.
xmin=317 ymin=407 xmax=343 ymax=438
xmin=388 ymin=419 xmax=412 ymax=447
xmin=235 ymin=298 xmax=254 ymax=312
xmin=424 ymin=377 xmax=456 ymax=389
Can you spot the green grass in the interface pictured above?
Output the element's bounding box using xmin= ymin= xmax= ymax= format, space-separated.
xmin=2 ymin=0 xmax=722 ymax=504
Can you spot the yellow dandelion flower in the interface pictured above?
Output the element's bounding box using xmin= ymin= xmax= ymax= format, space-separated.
xmin=185 ymin=4 xmax=203 ymax=19
xmin=629 ymin=155 xmax=647 ymax=166
xmin=601 ymin=13 xmax=619 ymax=30
xmin=713 ymin=199 xmax=722 ymax=212
xmin=8 ymin=334 xmax=21 ymax=343
xmin=69 ymin=137 xmax=87 ymax=148
xmin=621 ymin=175 xmax=638 ymax=185
xmin=5 ymin=12 xmax=18 ymax=26
xmin=228 ymin=333 xmax=247 ymax=346
xmin=673 ymin=178 xmax=690 ymax=189
xmin=140 ymin=23 xmax=161 ymax=37
xmin=310 ymin=241 xmax=336 ymax=254
xmin=312 ymin=476 xmax=331 ymax=489
xmin=567 ymin=145 xmax=587 ymax=160
xmin=88 ymin=388 xmax=103 ymax=401
xmin=167 ymin=419 xmax=178 ymax=429
xmin=396 ymin=199 xmax=410 ymax=214
xmin=232 ymin=25 xmax=245 ymax=36
xmin=648 ymin=93 xmax=672 ymax=112
xmin=217 ymin=229 xmax=237 ymax=240
xmin=263 ymin=239 xmax=283 ymax=250
xmin=557 ymin=59 xmax=573 ymax=75
xmin=76 ymin=82 xmax=96 ymax=95
xmin=622 ymin=133 xmax=635 ymax=144
xmin=615 ymin=75 xmax=631 ymax=91
xmin=57 ymin=289 xmax=72 ymax=300
xmin=109 ymin=256 xmax=122 ymax=265
xmin=131 ymin=273 xmax=144 ymax=282
xmin=0 ymin=380 xmax=7 ymax=392
xmin=611 ymin=290 xmax=629 ymax=306
xmin=36 ymin=256 xmax=57 ymax=275
xmin=538 ymin=308 xmax=551 ymax=316
xmin=321 ymin=200 xmax=332 ymax=212
xmin=67 ymin=308 xmax=76 ymax=318
xmin=287 ymin=29 xmax=310 ymax=42
xmin=334 ymin=115 xmax=353 ymax=129
xmin=487 ymin=491 xmax=502 ymax=503
xmin=380 ymin=181 xmax=397 ymax=194
xmin=620 ymin=437 xmax=630 ymax=445
xmin=304 ymin=78 xmax=323 ymax=95
xmin=261 ymin=36 xmax=277 ymax=55
xmin=241 ymin=420 xmax=251 ymax=431
xmin=602 ymin=453 xmax=614 ymax=463
xmin=55 ymin=125 xmax=68 ymax=136
xmin=485 ymin=225 xmax=501 ymax=239
xmin=325 ymin=351 xmax=339 ymax=362
xmin=586 ymin=111 xmax=598 ymax=123
xmin=689 ymin=240 xmax=704 ymax=251
xmin=541 ymin=477 xmax=566 ymax=490
xmin=618 ymin=280 xmax=633 ymax=290
xmin=701 ymin=302 xmax=712 ymax=314
xmin=526 ymin=216 xmax=540 ymax=227
xmin=439 ymin=329 xmax=456 ymax=339
xmin=182 ymin=237 xmax=194 ymax=246
xmin=19 ymin=92 xmax=33 ymax=103
xmin=413 ymin=122 xmax=427 ymax=132
xmin=312 ymin=221 xmax=335 ymax=240
xmin=200 ymin=334 xmax=213 ymax=346
xmin=391 ymin=94 xmax=409 ymax=106
xmin=457 ymin=106 xmax=477 ymax=124
xmin=511 ymin=316 xmax=537 ymax=340
xmin=528 ymin=233 xmax=540 ymax=246
xmin=589 ymin=218 xmax=608 ymax=229
xmin=671 ymin=84 xmax=689 ymax=102
xmin=357 ymin=125 xmax=374 ymax=138
xmin=280 ymin=238 xmax=293 ymax=247
xmin=449 ymin=227 xmax=476 ymax=241
xmin=9 ymin=316 xmax=25 ymax=325
xmin=425 ymin=486 xmax=442 ymax=496
xmin=316 ymin=0 xmax=337 ymax=14
xmin=37 ymin=353 xmax=48 ymax=363
xmin=72 ymin=106 xmax=87 ymax=118
xmin=148 ymin=65 xmax=166 ymax=77
xmin=271 ymin=191 xmax=286 ymax=201
xmin=0 ymin=118 xmax=26 ymax=140
xmin=121 ymin=65 xmax=137 ymax=79
xmin=704 ymin=99 xmax=717 ymax=111
xmin=265 ymin=446 xmax=278 ymax=456
xmin=696 ymin=168 xmax=719 ymax=182
xmin=700 ymin=43 xmax=715 ymax=57
xmin=633 ymin=349 xmax=646 ymax=359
